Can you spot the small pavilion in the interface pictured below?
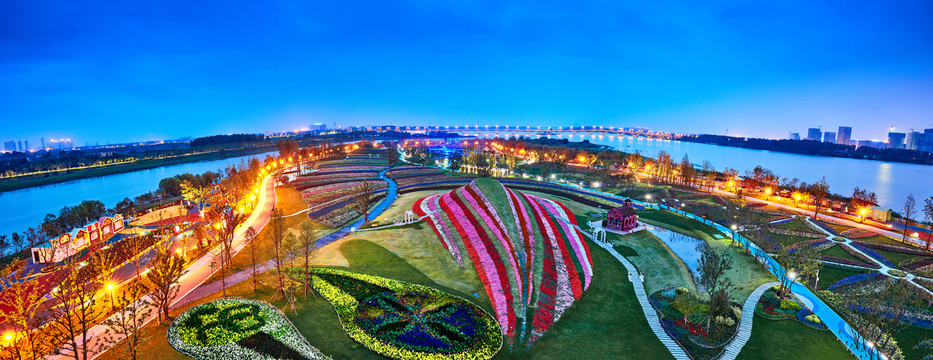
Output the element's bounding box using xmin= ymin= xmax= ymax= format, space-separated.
xmin=606 ymin=199 xmax=639 ymax=232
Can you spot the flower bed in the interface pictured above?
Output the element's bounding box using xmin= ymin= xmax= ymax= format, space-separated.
xmin=766 ymin=227 xmax=826 ymax=239
xmin=810 ymin=220 xmax=839 ymax=235
xmin=840 ymin=228 xmax=879 ymax=239
xmin=412 ymin=179 xmax=593 ymax=349
xmin=849 ymin=242 xmax=896 ymax=268
xmin=167 ymin=298 xmax=328 ymax=360
xmin=651 ymin=288 xmax=741 ymax=360
xmin=839 ymin=243 xmax=883 ymax=269
xmin=826 ymin=272 xmax=885 ymax=292
xmin=310 ymin=267 xmax=501 ymax=360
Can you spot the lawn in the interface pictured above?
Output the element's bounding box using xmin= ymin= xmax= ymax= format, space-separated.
xmin=895 ymin=325 xmax=933 ymax=360
xmin=816 ymin=266 xmax=868 ymax=290
xmin=773 ymin=217 xmax=818 ymax=233
xmin=611 ymin=230 xmax=697 ymax=295
xmin=821 ymin=244 xmax=866 ymax=264
xmin=736 ymin=314 xmax=856 ymax=360
xmin=866 ymin=247 xmax=927 ymax=268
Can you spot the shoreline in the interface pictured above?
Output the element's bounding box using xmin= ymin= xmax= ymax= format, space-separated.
xmin=0 ymin=145 xmax=276 ymax=193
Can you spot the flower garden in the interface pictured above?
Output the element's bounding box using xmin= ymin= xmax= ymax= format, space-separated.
xmin=309 ymin=267 xmax=502 ymax=360
xmin=294 ymin=160 xmax=389 ymax=227
xmin=412 ymin=178 xmax=594 ymax=349
xmin=649 ymin=287 xmax=743 ymax=360
xmin=754 ymin=286 xmax=826 ymax=330
xmin=167 ymin=298 xmax=329 ymax=360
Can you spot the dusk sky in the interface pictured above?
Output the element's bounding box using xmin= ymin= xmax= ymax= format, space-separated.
xmin=2 ymin=1 xmax=932 ymax=145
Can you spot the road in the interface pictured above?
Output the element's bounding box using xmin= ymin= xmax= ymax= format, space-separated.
xmin=49 ymin=171 xmax=278 ymax=360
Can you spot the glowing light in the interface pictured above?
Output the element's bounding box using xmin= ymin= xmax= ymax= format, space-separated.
xmin=107 ymin=283 xmax=114 ymax=291
xmin=4 ymin=333 xmax=12 ymax=341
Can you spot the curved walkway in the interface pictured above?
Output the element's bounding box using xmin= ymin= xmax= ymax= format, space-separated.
xmin=314 ymin=167 xmax=398 ymax=248
xmin=592 ymin=239 xmax=691 ymax=360
xmin=719 ymin=282 xmax=779 ymax=360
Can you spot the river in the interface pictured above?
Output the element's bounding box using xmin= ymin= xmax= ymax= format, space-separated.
xmin=0 ymin=152 xmax=273 ymax=238
xmin=491 ymin=132 xmax=933 ymax=210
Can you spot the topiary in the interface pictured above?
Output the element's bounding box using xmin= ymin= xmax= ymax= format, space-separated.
xmin=676 ymin=287 xmax=689 ymax=295
xmin=805 ymin=314 xmax=821 ymax=324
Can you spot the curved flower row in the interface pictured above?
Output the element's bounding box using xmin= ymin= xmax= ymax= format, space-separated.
xmin=413 ymin=179 xmax=592 ymax=348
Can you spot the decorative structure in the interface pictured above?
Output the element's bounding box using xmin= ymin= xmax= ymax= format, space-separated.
xmin=30 ymin=214 xmax=125 ymax=263
xmin=606 ymin=199 xmax=638 ymax=232
xmin=404 ymin=210 xmax=414 ymax=223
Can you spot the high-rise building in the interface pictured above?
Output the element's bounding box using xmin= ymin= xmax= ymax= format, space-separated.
xmin=310 ymin=123 xmax=327 ymax=131
xmin=887 ymin=132 xmax=906 ymax=149
xmin=790 ymin=133 xmax=800 ymax=140
xmin=918 ymin=129 xmax=933 ymax=153
xmin=823 ymin=132 xmax=836 ymax=143
xmin=24 ymin=140 xmax=29 ymax=152
xmin=836 ymin=126 xmax=852 ymax=145
xmin=906 ymin=131 xmax=922 ymax=150
xmin=3 ymin=141 xmax=16 ymax=152
xmin=807 ymin=128 xmax=822 ymax=141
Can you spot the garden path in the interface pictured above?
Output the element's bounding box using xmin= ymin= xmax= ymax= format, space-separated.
xmin=719 ymin=281 xmax=779 ymax=360
xmin=314 ymin=168 xmax=398 ymax=248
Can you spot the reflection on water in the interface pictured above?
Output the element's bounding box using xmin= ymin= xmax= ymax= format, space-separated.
xmin=524 ymin=132 xmax=933 ymax=208
xmin=0 ymin=152 xmax=274 ymax=237
xmin=646 ymin=226 xmax=707 ymax=276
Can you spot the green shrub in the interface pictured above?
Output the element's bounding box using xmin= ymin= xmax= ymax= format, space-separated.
xmin=888 ymin=269 xmax=907 ymax=277
xmin=805 ymin=314 xmax=821 ymax=324
xmin=675 ymin=287 xmax=689 ymax=295
xmin=780 ymin=300 xmax=802 ymax=311
xmin=832 ymin=236 xmax=846 ymax=242
xmin=771 ymin=285 xmax=781 ymax=291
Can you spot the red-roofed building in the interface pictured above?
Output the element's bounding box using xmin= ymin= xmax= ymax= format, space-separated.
xmin=606 ymin=199 xmax=638 ymax=232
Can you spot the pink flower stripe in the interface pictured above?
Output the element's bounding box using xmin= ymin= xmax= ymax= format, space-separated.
xmin=524 ymin=194 xmax=577 ymax=314
xmin=441 ymin=192 xmax=515 ymax=336
xmin=421 ymin=194 xmax=463 ymax=265
xmin=532 ymin=196 xmax=593 ymax=289
xmin=528 ymin=194 xmax=582 ymax=302
xmin=554 ymin=199 xmax=594 ymax=273
xmin=506 ymin=188 xmax=536 ymax=308
xmin=525 ymin=196 xmax=559 ymax=345
xmin=468 ymin=182 xmax=527 ymax=263
xmin=301 ymin=182 xmax=358 ymax=197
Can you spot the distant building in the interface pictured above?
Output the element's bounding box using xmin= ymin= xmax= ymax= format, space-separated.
xmin=23 ymin=140 xmax=29 ymax=151
xmin=790 ymin=133 xmax=800 ymax=140
xmin=807 ymin=128 xmax=822 ymax=141
xmin=3 ymin=140 xmax=16 ymax=152
xmin=919 ymin=129 xmax=933 ymax=153
xmin=856 ymin=140 xmax=886 ymax=149
xmin=823 ymin=132 xmax=836 ymax=143
xmin=887 ymin=132 xmax=906 ymax=149
xmin=906 ymin=131 xmax=922 ymax=150
xmin=17 ymin=140 xmax=23 ymax=151
xmin=310 ymin=123 xmax=327 ymax=131
xmin=837 ymin=126 xmax=852 ymax=145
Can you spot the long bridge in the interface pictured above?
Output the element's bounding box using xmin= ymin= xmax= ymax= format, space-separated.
xmin=351 ymin=125 xmax=677 ymax=140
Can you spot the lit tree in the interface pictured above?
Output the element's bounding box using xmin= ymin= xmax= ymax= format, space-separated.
xmin=625 ymin=153 xmax=644 ymax=178
xmin=96 ymin=280 xmax=151 ymax=360
xmin=217 ymin=208 xmax=245 ymax=297
xmin=902 ymin=194 xmax=917 ymax=243
xmin=851 ymin=186 xmax=878 ymax=223
xmin=181 ymin=180 xmax=205 ymax=213
xmin=270 ymin=207 xmax=287 ymax=300
xmin=0 ymin=267 xmax=44 ymax=359
xmin=147 ymin=242 xmax=186 ymax=324
xmin=722 ymin=168 xmax=739 ymax=191
xmin=701 ymin=161 xmax=715 ymax=192
xmin=245 ymin=226 xmax=259 ymax=293
xmin=298 ymin=221 xmax=319 ymax=299
xmin=47 ymin=257 xmax=105 ymax=360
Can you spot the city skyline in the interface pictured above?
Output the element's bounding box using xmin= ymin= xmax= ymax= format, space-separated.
xmin=2 ymin=1 xmax=933 ymax=145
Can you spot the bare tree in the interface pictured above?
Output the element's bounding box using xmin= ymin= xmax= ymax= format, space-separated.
xmin=47 ymin=257 xmax=105 ymax=360
xmin=924 ymin=196 xmax=933 ymax=250
xmin=298 ymin=221 xmax=319 ymax=299
xmin=271 ymin=207 xmax=287 ymax=300
xmin=97 ymin=280 xmax=151 ymax=360
xmin=146 ymin=242 xmax=186 ymax=324
xmin=353 ymin=180 xmax=377 ymax=226
xmin=217 ymin=208 xmax=245 ymax=297
xmin=902 ymin=194 xmax=917 ymax=243
xmin=0 ymin=267 xmax=44 ymax=359
xmin=809 ymin=177 xmax=830 ymax=220
xmin=245 ymin=226 xmax=259 ymax=293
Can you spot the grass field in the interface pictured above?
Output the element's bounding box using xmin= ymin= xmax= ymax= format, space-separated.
xmin=773 ymin=217 xmax=818 ymax=232
xmin=735 ymin=315 xmax=856 ymax=360
xmin=816 ymin=266 xmax=868 ymax=290
xmin=894 ymin=325 xmax=933 ymax=360
xmin=821 ymin=244 xmax=866 ymax=264
xmin=611 ymin=230 xmax=698 ymax=295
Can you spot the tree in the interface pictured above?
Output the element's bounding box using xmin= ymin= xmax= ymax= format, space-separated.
xmin=923 ymin=196 xmax=933 ymax=250
xmin=298 ymin=221 xmax=320 ymax=299
xmin=915 ymin=338 xmax=933 ymax=360
xmin=902 ymin=194 xmax=917 ymax=243
xmin=851 ymin=186 xmax=879 ymax=222
xmin=271 ymin=207 xmax=288 ymax=300
xmin=158 ymin=177 xmax=184 ymax=197
xmin=181 ymin=181 xmax=205 ymax=212
xmin=353 ymin=180 xmax=377 ymax=226
xmin=217 ymin=208 xmax=245 ymax=297
xmin=722 ymin=168 xmax=738 ymax=191
xmin=114 ymin=197 xmax=136 ymax=216
xmin=809 ymin=177 xmax=830 ymax=220
xmin=694 ymin=245 xmax=734 ymax=332
xmin=0 ymin=235 xmax=8 ymax=258
xmin=147 ymin=242 xmax=186 ymax=324
xmin=678 ymin=154 xmax=694 ymax=186
xmin=701 ymin=161 xmax=716 ymax=192
xmin=382 ymin=144 xmax=400 ymax=168
xmin=47 ymin=258 xmax=103 ymax=360
xmin=246 ymin=227 xmax=259 ymax=293
xmin=625 ymin=153 xmax=644 ymax=178
xmin=846 ymin=279 xmax=929 ymax=358
xmin=671 ymin=294 xmax=696 ymax=323
xmin=97 ymin=280 xmax=151 ymax=360
xmin=0 ymin=267 xmax=44 ymax=360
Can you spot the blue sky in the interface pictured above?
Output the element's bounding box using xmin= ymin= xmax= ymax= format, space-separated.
xmin=1 ymin=0 xmax=932 ymax=145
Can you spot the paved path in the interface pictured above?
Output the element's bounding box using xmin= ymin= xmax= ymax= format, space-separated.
xmin=51 ymin=171 xmax=279 ymax=360
xmin=314 ymin=168 xmax=398 ymax=248
xmin=592 ymin=240 xmax=691 ymax=360
xmin=719 ymin=282 xmax=779 ymax=360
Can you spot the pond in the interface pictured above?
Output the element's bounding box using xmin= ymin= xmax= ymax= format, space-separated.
xmin=646 ymin=226 xmax=708 ymax=278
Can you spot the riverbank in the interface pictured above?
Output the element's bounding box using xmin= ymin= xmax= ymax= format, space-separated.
xmin=0 ymin=145 xmax=276 ymax=193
